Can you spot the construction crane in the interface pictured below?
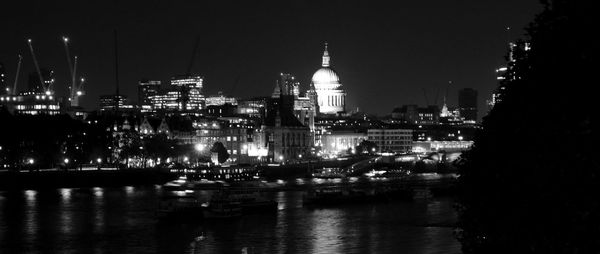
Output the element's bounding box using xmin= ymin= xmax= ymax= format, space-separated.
xmin=186 ymin=35 xmax=202 ymax=76
xmin=11 ymin=54 xmax=23 ymax=95
xmin=27 ymin=39 xmax=50 ymax=95
xmin=62 ymin=36 xmax=85 ymax=107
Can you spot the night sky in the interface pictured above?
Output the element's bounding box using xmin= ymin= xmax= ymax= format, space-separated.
xmin=0 ymin=0 xmax=541 ymax=117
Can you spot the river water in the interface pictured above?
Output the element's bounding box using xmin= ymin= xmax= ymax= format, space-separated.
xmin=0 ymin=186 xmax=460 ymax=254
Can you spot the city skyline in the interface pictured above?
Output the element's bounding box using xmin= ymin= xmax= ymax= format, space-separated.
xmin=0 ymin=0 xmax=541 ymax=117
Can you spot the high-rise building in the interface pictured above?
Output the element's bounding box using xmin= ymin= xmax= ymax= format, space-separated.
xmin=148 ymin=75 xmax=205 ymax=113
xmin=311 ymin=43 xmax=346 ymax=115
xmin=0 ymin=63 xmax=7 ymax=95
xmin=489 ymin=42 xmax=531 ymax=109
xmin=458 ymin=88 xmax=478 ymax=123
xmin=138 ymin=79 xmax=161 ymax=106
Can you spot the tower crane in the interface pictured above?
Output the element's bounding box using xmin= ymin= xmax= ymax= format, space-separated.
xmin=11 ymin=55 xmax=23 ymax=95
xmin=62 ymin=36 xmax=85 ymax=107
xmin=27 ymin=39 xmax=51 ymax=95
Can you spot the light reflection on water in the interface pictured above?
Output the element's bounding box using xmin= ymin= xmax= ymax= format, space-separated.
xmin=0 ymin=187 xmax=460 ymax=254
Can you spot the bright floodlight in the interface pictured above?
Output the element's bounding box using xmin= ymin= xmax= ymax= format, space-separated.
xmin=195 ymin=143 xmax=205 ymax=152
xmin=96 ymin=158 xmax=102 ymax=163
xmin=28 ymin=158 xmax=34 ymax=164
xmin=64 ymin=158 xmax=69 ymax=164
xmin=45 ymin=90 xmax=51 ymax=96
xmin=76 ymin=91 xmax=83 ymax=96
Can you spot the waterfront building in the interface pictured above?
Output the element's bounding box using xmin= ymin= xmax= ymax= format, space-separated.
xmin=367 ymin=129 xmax=413 ymax=153
xmin=321 ymin=130 xmax=367 ymax=155
xmin=263 ymin=79 xmax=312 ymax=163
xmin=194 ymin=117 xmax=265 ymax=163
xmin=412 ymin=140 xmax=474 ymax=153
xmin=311 ymin=43 xmax=346 ymax=115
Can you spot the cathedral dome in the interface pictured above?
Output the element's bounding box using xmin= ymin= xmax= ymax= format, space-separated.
xmin=311 ymin=43 xmax=346 ymax=115
xmin=312 ymin=67 xmax=340 ymax=85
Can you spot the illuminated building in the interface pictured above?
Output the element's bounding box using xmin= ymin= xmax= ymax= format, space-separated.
xmin=311 ymin=43 xmax=346 ymax=115
xmin=263 ymin=79 xmax=312 ymax=163
xmin=412 ymin=140 xmax=474 ymax=153
xmin=1 ymin=93 xmax=60 ymax=115
xmin=458 ymin=88 xmax=478 ymax=123
xmin=1 ymin=68 xmax=60 ymax=115
xmin=149 ymin=75 xmax=205 ymax=113
xmin=321 ymin=130 xmax=366 ymax=155
xmin=194 ymin=118 xmax=265 ymax=163
xmin=206 ymin=91 xmax=237 ymax=106
xmin=99 ymin=95 xmax=134 ymax=111
xmin=392 ymin=105 xmax=439 ymax=125
xmin=138 ymin=79 xmax=161 ymax=106
xmin=367 ymin=129 xmax=413 ymax=153
xmin=237 ymin=97 xmax=267 ymax=118
xmin=489 ymin=42 xmax=531 ymax=109
xmin=139 ymin=117 xmax=170 ymax=135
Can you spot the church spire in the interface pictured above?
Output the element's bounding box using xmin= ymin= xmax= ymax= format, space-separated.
xmin=322 ymin=42 xmax=330 ymax=67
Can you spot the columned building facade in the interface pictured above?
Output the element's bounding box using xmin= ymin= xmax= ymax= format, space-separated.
xmin=311 ymin=43 xmax=346 ymax=115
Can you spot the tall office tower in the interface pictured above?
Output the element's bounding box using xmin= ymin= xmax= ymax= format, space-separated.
xmin=458 ymin=88 xmax=478 ymax=123
xmin=138 ymin=79 xmax=161 ymax=105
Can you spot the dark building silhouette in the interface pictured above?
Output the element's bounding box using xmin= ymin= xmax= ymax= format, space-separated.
xmin=458 ymin=88 xmax=478 ymax=122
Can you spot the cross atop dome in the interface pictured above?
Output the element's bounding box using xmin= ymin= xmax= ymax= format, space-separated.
xmin=322 ymin=42 xmax=330 ymax=67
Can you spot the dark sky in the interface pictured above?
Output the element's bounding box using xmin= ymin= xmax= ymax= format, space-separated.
xmin=0 ymin=0 xmax=541 ymax=117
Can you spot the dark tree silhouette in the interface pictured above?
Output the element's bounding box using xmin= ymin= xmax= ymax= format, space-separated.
xmin=456 ymin=0 xmax=598 ymax=253
xmin=210 ymin=142 xmax=229 ymax=164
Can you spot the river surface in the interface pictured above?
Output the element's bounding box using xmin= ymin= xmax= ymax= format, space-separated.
xmin=0 ymin=186 xmax=460 ymax=254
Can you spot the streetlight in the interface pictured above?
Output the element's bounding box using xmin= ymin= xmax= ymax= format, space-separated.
xmin=194 ymin=144 xmax=205 ymax=167
xmin=28 ymin=158 xmax=34 ymax=164
xmin=96 ymin=158 xmax=102 ymax=170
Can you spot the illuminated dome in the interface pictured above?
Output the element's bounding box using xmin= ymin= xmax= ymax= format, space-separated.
xmin=311 ymin=43 xmax=346 ymax=115
xmin=312 ymin=67 xmax=340 ymax=88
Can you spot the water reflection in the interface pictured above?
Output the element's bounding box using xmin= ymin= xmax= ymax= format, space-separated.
xmin=0 ymin=187 xmax=460 ymax=254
